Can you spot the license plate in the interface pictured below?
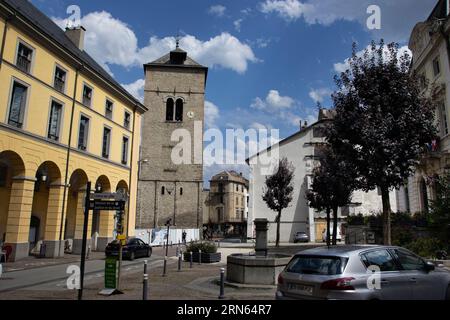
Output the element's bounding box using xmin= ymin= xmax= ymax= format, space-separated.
xmin=288 ymin=283 xmax=314 ymax=295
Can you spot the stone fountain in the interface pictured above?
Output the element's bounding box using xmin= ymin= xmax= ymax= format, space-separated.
xmin=226 ymin=219 xmax=292 ymax=286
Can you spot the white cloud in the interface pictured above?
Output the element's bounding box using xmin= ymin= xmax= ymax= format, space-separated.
xmin=234 ymin=19 xmax=243 ymax=32
xmin=259 ymin=0 xmax=436 ymax=42
xmin=121 ymin=78 xmax=145 ymax=102
xmin=208 ymin=5 xmax=227 ymax=17
xmin=251 ymin=90 xmax=295 ymax=112
xmin=205 ymin=101 xmax=220 ymax=128
xmin=250 ymin=122 xmax=274 ymax=130
xmin=333 ymin=45 xmax=412 ymax=73
xmin=53 ymin=12 xmax=257 ymax=74
xmin=260 ymin=0 xmax=308 ymax=21
xmin=309 ymin=88 xmax=332 ymax=103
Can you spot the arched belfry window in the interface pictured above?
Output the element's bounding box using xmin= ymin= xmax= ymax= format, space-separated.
xmin=175 ymin=99 xmax=183 ymax=122
xmin=166 ymin=98 xmax=174 ymax=121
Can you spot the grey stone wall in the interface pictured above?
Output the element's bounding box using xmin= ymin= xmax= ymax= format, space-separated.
xmin=136 ymin=63 xmax=206 ymax=229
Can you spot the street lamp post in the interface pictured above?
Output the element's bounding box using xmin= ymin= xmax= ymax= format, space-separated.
xmin=162 ymin=218 xmax=172 ymax=276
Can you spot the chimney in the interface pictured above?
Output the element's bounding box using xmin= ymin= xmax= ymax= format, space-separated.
xmin=65 ymin=26 xmax=86 ymax=51
xmin=299 ymin=120 xmax=302 ymax=131
xmin=302 ymin=121 xmax=308 ymax=130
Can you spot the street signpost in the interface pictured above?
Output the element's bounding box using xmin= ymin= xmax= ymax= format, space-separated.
xmin=78 ymin=183 xmax=128 ymax=299
xmin=105 ymin=256 xmax=118 ymax=288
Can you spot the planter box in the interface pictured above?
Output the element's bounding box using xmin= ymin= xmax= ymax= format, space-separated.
xmin=184 ymin=252 xmax=221 ymax=263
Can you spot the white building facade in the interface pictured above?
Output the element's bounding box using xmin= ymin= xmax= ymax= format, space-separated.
xmin=399 ymin=0 xmax=450 ymax=214
xmin=247 ymin=111 xmax=398 ymax=243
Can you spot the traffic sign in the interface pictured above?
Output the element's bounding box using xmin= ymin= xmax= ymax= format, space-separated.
xmin=89 ymin=200 xmax=125 ymax=211
xmin=90 ymin=192 xmax=127 ymax=201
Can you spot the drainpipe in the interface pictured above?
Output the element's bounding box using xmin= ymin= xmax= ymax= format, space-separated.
xmin=126 ymin=106 xmax=137 ymax=237
xmin=58 ymin=65 xmax=82 ymax=255
xmin=0 ymin=14 xmax=14 ymax=70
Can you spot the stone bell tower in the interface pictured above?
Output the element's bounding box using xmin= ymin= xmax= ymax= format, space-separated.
xmin=137 ymin=43 xmax=208 ymax=231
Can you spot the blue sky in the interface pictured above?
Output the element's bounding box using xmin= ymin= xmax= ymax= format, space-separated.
xmin=31 ymin=0 xmax=436 ymax=183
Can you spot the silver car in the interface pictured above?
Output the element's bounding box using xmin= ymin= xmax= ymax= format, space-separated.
xmin=276 ymin=245 xmax=450 ymax=300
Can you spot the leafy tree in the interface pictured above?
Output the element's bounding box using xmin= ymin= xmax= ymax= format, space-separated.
xmin=429 ymin=172 xmax=450 ymax=251
xmin=307 ymin=146 xmax=355 ymax=245
xmin=262 ymin=158 xmax=295 ymax=247
xmin=327 ymin=40 xmax=437 ymax=245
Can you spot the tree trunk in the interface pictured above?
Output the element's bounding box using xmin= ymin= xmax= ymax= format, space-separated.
xmin=332 ymin=206 xmax=338 ymax=246
xmin=326 ymin=208 xmax=331 ymax=247
xmin=276 ymin=210 xmax=282 ymax=248
xmin=380 ymin=186 xmax=392 ymax=245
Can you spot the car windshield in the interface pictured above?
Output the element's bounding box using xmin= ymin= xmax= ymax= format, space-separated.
xmin=286 ymin=255 xmax=348 ymax=275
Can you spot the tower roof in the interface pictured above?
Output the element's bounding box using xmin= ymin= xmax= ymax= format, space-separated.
xmin=145 ymin=46 xmax=208 ymax=71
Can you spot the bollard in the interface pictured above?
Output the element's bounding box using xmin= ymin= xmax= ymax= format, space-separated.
xmin=162 ymin=256 xmax=167 ymax=277
xmin=198 ymin=250 xmax=202 ymax=265
xmin=143 ymin=260 xmax=148 ymax=300
xmin=218 ymin=268 xmax=225 ymax=299
xmin=178 ymin=251 xmax=182 ymax=272
xmin=176 ymin=245 xmax=180 ymax=257
xmin=190 ymin=252 xmax=193 ymax=268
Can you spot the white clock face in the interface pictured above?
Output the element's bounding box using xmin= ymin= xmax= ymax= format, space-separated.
xmin=187 ymin=111 xmax=195 ymax=119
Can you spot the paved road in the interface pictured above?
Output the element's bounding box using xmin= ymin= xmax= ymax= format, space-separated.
xmin=0 ymin=254 xmax=165 ymax=292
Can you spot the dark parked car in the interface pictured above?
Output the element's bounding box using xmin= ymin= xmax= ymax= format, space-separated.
xmin=105 ymin=238 xmax=152 ymax=261
xmin=294 ymin=232 xmax=310 ymax=243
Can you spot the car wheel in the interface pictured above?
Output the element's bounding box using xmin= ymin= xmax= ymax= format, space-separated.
xmin=147 ymin=248 xmax=151 ymax=258
xmin=446 ymin=285 xmax=450 ymax=300
xmin=129 ymin=252 xmax=135 ymax=261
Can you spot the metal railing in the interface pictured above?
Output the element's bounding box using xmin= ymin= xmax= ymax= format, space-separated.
xmin=16 ymin=55 xmax=31 ymax=73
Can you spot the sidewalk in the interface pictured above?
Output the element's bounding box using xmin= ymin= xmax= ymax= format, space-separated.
xmin=0 ymin=245 xmax=181 ymax=273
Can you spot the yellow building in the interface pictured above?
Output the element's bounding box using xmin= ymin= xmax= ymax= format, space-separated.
xmin=0 ymin=0 xmax=147 ymax=261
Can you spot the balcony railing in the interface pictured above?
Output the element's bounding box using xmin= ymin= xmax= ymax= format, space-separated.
xmin=54 ymin=78 xmax=65 ymax=93
xmin=16 ymin=55 xmax=31 ymax=73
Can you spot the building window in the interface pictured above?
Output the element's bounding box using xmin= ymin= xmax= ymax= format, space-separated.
xmin=175 ymin=99 xmax=183 ymax=122
xmin=48 ymin=100 xmax=63 ymax=141
xmin=404 ymin=186 xmax=410 ymax=213
xmin=121 ymin=136 xmax=129 ymax=165
xmin=8 ymin=81 xmax=28 ymax=128
xmin=82 ymin=85 xmax=93 ymax=106
xmin=433 ymin=56 xmax=441 ymax=77
xmin=102 ymin=127 xmax=111 ymax=158
xmin=418 ymin=73 xmax=427 ymax=91
xmin=54 ymin=66 xmax=66 ymax=93
xmin=124 ymin=111 xmax=131 ymax=129
xmin=78 ymin=115 xmax=90 ymax=150
xmin=16 ymin=42 xmax=33 ymax=73
xmin=220 ymin=196 xmax=224 ymax=204
xmin=161 ymin=186 xmax=165 ymax=195
xmin=420 ymin=179 xmax=429 ymax=214
xmin=166 ymin=98 xmax=174 ymax=121
xmin=440 ymin=103 xmax=449 ymax=136
xmin=236 ymin=209 xmax=240 ymax=219
xmin=105 ymin=99 xmax=114 ymax=119
xmin=236 ymin=185 xmax=239 ymax=192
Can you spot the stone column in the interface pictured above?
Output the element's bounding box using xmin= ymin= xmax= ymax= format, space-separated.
xmin=97 ymin=210 xmax=114 ymax=251
xmin=5 ymin=177 xmax=35 ymax=261
xmin=72 ymin=189 xmax=92 ymax=255
xmin=254 ymin=218 xmax=269 ymax=257
xmin=43 ymin=184 xmax=68 ymax=258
